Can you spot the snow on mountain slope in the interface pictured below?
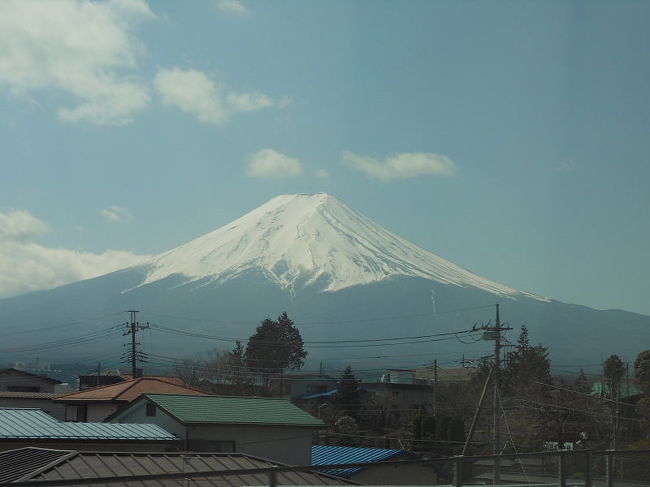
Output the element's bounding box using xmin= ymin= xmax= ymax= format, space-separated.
xmin=139 ymin=193 xmax=547 ymax=300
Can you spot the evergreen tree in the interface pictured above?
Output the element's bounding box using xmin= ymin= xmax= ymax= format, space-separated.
xmin=604 ymin=354 xmax=625 ymax=399
xmin=331 ymin=365 xmax=361 ymax=419
xmin=245 ymin=312 xmax=306 ymax=390
xmin=505 ymin=326 xmax=551 ymax=390
xmin=634 ymin=350 xmax=650 ymax=394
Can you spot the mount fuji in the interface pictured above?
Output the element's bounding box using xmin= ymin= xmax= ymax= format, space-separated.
xmin=1 ymin=193 xmax=647 ymax=368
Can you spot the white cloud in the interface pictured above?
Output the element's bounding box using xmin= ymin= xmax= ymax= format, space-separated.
xmin=100 ymin=205 xmax=134 ymax=223
xmin=226 ymin=92 xmax=274 ymax=112
xmin=154 ymin=68 xmax=228 ymax=123
xmin=0 ymin=209 xmax=50 ymax=241
xmin=247 ymin=149 xmax=303 ymax=179
xmin=315 ymin=169 xmax=330 ymax=179
xmin=0 ymin=209 xmax=147 ymax=298
xmin=154 ymin=67 xmax=287 ymax=123
xmin=343 ymin=151 xmax=457 ymax=180
xmin=216 ymin=0 xmax=248 ymax=15
xmin=0 ymin=0 xmax=154 ymax=125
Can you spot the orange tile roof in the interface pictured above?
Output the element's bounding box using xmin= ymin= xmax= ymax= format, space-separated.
xmin=56 ymin=377 xmax=208 ymax=403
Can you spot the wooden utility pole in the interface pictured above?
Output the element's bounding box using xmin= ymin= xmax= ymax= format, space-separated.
xmin=493 ymin=303 xmax=502 ymax=484
xmin=433 ymin=359 xmax=438 ymax=417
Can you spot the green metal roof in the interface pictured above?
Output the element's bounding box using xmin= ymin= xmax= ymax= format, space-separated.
xmin=144 ymin=394 xmax=325 ymax=427
xmin=0 ymin=408 xmax=176 ymax=441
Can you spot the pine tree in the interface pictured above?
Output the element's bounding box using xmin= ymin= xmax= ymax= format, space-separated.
xmin=245 ymin=312 xmax=306 ymax=391
xmin=604 ymin=354 xmax=625 ymax=399
xmin=331 ymin=365 xmax=361 ymax=419
xmin=505 ymin=326 xmax=551 ymax=390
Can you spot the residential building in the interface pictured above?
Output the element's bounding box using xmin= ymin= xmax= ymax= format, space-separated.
xmin=56 ymin=377 xmax=208 ymax=422
xmin=0 ymin=368 xmax=61 ymax=393
xmin=109 ymin=393 xmax=325 ymax=465
xmin=0 ymin=408 xmax=177 ymax=452
xmin=0 ymin=392 xmax=64 ymax=421
xmin=0 ymin=447 xmax=356 ymax=486
xmin=360 ymin=370 xmax=434 ymax=425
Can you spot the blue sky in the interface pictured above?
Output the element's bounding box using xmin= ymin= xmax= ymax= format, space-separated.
xmin=1 ymin=0 xmax=649 ymax=315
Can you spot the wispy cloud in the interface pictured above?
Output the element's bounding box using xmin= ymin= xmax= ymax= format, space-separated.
xmin=315 ymin=169 xmax=330 ymax=179
xmin=343 ymin=151 xmax=457 ymax=180
xmin=154 ymin=67 xmax=287 ymax=123
xmin=247 ymin=149 xmax=303 ymax=179
xmin=100 ymin=206 xmax=134 ymax=224
xmin=216 ymin=0 xmax=249 ymax=15
xmin=0 ymin=0 xmax=154 ymax=125
xmin=557 ymin=160 xmax=577 ymax=173
xmin=0 ymin=209 xmax=147 ymax=298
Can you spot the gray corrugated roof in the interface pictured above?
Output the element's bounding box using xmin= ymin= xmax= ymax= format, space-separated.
xmin=0 ymin=447 xmax=357 ymax=486
xmin=0 ymin=447 xmax=73 ymax=482
xmin=0 ymin=408 xmax=176 ymax=441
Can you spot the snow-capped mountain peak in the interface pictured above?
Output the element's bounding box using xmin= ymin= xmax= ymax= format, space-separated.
xmin=139 ymin=193 xmax=544 ymax=299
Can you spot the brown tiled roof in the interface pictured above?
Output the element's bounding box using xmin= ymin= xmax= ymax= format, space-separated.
xmin=1 ymin=447 xmax=357 ymax=486
xmin=56 ymin=377 xmax=208 ymax=403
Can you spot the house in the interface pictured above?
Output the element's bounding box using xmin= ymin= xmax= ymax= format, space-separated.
xmin=0 ymin=447 xmax=356 ymax=486
xmin=0 ymin=368 xmax=61 ymax=393
xmin=312 ymin=445 xmax=439 ymax=485
xmin=56 ymin=376 xmax=208 ymax=422
xmin=0 ymin=392 xmax=65 ymax=420
xmin=360 ymin=370 xmax=434 ymax=425
xmin=0 ymin=408 xmax=178 ymax=452
xmin=108 ymin=393 xmax=325 ymax=465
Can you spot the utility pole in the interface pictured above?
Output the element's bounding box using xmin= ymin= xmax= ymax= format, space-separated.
xmin=123 ymin=310 xmax=150 ymax=378
xmin=493 ymin=303 xmax=502 ymax=484
xmin=433 ymin=359 xmax=437 ymax=418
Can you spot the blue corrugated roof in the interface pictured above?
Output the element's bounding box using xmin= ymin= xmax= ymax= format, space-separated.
xmin=300 ymin=389 xmax=337 ymax=400
xmin=311 ymin=445 xmax=405 ymax=477
xmin=0 ymin=408 xmax=176 ymax=441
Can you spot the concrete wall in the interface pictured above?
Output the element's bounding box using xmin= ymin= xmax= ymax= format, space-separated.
xmin=113 ymin=400 xmax=315 ymax=465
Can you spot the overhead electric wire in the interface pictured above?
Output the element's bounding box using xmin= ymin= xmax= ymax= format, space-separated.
xmin=144 ymin=303 xmax=494 ymax=328
xmin=150 ymin=323 xmax=483 ymax=349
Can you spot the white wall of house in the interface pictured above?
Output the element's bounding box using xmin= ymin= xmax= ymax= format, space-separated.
xmin=113 ymin=400 xmax=314 ymax=465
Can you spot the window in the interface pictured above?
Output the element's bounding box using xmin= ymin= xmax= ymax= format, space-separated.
xmin=76 ymin=405 xmax=87 ymax=422
xmin=146 ymin=403 xmax=156 ymax=417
